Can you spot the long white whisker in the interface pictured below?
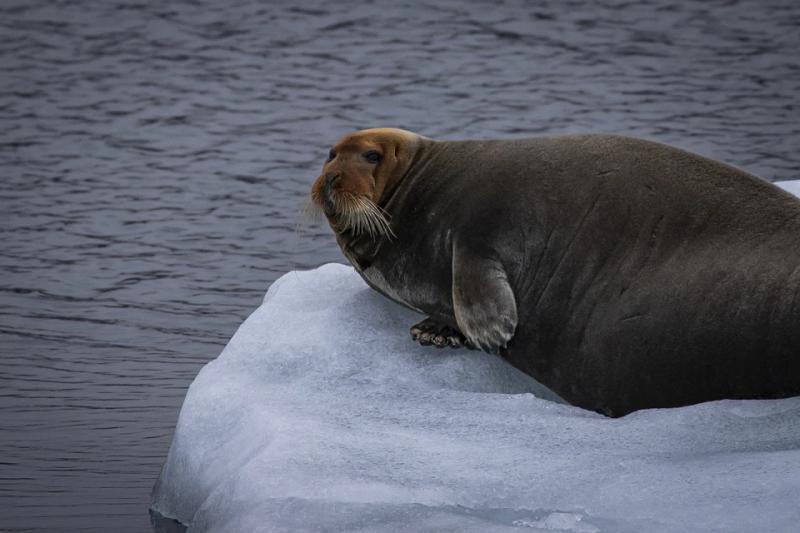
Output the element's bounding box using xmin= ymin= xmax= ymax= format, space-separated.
xmin=362 ymin=200 xmax=379 ymax=238
xmin=355 ymin=197 xmax=373 ymax=238
xmin=327 ymin=192 xmax=395 ymax=241
xmin=369 ymin=201 xmax=395 ymax=239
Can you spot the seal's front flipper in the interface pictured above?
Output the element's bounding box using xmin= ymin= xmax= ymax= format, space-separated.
xmin=410 ymin=317 xmax=470 ymax=349
xmin=452 ymin=247 xmax=518 ymax=355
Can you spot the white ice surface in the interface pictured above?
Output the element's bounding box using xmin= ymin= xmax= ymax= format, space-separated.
xmin=153 ymin=181 xmax=800 ymax=533
xmin=777 ymin=180 xmax=800 ymax=197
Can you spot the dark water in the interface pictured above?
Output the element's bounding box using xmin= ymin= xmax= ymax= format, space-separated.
xmin=0 ymin=0 xmax=798 ymax=531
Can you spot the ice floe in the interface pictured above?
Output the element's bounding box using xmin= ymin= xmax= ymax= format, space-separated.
xmin=152 ymin=180 xmax=800 ymax=532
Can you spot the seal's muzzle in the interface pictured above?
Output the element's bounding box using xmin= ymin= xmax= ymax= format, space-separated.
xmin=321 ymin=172 xmax=340 ymax=216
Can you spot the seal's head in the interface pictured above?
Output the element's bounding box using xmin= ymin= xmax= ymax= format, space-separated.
xmin=311 ymin=128 xmax=419 ymax=239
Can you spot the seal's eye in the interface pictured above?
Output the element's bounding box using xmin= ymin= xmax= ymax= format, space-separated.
xmin=362 ymin=150 xmax=381 ymax=164
xmin=327 ymin=149 xmax=336 ymax=162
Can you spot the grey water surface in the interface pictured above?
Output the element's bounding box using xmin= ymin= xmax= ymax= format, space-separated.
xmin=1 ymin=0 xmax=798 ymax=531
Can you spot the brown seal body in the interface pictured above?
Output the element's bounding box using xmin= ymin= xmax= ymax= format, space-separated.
xmin=310 ymin=128 xmax=800 ymax=417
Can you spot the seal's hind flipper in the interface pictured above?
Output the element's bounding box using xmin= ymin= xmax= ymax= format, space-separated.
xmin=452 ymin=245 xmax=518 ymax=355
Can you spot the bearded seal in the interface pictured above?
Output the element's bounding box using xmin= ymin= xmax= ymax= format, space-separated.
xmin=309 ymin=128 xmax=800 ymax=417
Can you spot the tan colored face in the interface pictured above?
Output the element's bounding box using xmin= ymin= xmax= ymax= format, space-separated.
xmin=310 ymin=128 xmax=417 ymax=238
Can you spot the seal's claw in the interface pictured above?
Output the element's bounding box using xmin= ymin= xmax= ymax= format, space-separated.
xmin=410 ymin=318 xmax=468 ymax=350
xmin=418 ymin=332 xmax=434 ymax=345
